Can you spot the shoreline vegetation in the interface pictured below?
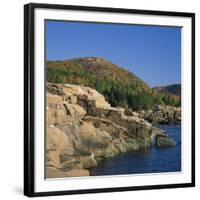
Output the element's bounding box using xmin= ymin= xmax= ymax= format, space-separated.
xmin=46 ymin=57 xmax=181 ymax=178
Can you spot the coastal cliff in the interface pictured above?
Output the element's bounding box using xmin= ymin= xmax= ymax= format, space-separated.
xmin=46 ymin=83 xmax=176 ymax=178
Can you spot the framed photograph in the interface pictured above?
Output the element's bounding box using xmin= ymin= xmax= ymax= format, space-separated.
xmin=24 ymin=3 xmax=195 ymax=197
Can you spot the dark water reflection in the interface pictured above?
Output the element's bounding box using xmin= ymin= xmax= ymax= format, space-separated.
xmin=90 ymin=125 xmax=181 ymax=176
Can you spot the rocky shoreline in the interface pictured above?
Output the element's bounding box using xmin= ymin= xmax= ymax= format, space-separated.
xmin=46 ymin=83 xmax=179 ymax=178
xmin=138 ymin=105 xmax=181 ymax=125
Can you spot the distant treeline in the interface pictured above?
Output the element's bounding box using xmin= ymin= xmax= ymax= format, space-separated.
xmin=47 ymin=58 xmax=181 ymax=111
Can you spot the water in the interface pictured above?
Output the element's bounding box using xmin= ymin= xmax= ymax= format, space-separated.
xmin=90 ymin=125 xmax=181 ymax=176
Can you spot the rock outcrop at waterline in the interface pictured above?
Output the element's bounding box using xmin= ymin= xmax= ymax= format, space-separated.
xmin=46 ymin=83 xmax=175 ymax=178
xmin=138 ymin=105 xmax=181 ymax=125
xmin=156 ymin=135 xmax=176 ymax=147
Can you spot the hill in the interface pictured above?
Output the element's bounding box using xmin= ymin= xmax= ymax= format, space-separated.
xmin=153 ymin=84 xmax=181 ymax=97
xmin=47 ymin=57 xmax=180 ymax=110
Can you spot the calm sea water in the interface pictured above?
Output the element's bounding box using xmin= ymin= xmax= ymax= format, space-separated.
xmin=90 ymin=125 xmax=181 ymax=176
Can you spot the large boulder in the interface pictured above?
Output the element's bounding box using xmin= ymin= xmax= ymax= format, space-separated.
xmin=62 ymin=83 xmax=111 ymax=109
xmin=156 ymin=135 xmax=176 ymax=147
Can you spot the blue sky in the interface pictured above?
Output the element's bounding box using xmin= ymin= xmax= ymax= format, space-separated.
xmin=46 ymin=20 xmax=181 ymax=87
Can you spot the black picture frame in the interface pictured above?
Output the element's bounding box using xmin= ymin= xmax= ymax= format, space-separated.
xmin=24 ymin=3 xmax=195 ymax=197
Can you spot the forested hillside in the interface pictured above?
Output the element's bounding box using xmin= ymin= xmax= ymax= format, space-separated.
xmin=47 ymin=57 xmax=180 ymax=110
